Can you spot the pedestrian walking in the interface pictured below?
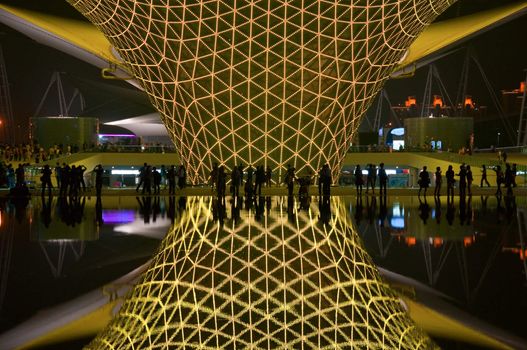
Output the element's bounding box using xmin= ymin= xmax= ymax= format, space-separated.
xmin=493 ymin=165 xmax=504 ymax=196
xmin=136 ymin=162 xmax=147 ymax=192
xmin=480 ymin=165 xmax=490 ymax=187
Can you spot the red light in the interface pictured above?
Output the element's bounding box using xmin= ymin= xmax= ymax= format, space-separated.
xmin=406 ymin=237 xmax=416 ymax=246
xmin=432 ymin=95 xmax=443 ymax=108
xmin=520 ymin=82 xmax=525 ymax=93
xmin=405 ymin=96 xmax=417 ymax=107
xmin=464 ymin=95 xmax=474 ymax=109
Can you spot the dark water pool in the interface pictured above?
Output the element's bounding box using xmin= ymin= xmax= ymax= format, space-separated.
xmin=0 ymin=194 xmax=525 ymax=348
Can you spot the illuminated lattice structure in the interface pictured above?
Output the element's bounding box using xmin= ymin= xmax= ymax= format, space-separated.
xmin=85 ymin=197 xmax=436 ymax=349
xmin=69 ymin=0 xmax=453 ymax=183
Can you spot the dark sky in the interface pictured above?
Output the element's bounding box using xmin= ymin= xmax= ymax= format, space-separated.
xmin=0 ymin=0 xmax=526 ymax=142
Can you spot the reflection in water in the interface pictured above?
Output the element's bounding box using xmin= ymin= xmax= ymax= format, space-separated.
xmin=85 ymin=196 xmax=434 ymax=349
xmin=350 ymin=195 xmax=527 ymax=342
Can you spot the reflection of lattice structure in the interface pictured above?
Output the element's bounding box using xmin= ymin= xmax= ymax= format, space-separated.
xmin=69 ymin=0 xmax=452 ymax=183
xmin=85 ymin=197 xmax=435 ymax=349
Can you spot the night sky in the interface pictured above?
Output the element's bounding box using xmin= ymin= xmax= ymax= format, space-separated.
xmin=0 ymin=0 xmax=526 ymax=144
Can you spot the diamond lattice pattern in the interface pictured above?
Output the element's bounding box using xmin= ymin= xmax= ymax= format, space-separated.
xmin=69 ymin=0 xmax=453 ymax=183
xmin=85 ymin=197 xmax=437 ymax=349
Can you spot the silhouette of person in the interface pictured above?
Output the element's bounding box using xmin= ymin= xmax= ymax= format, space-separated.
xmin=456 ymin=164 xmax=467 ymax=197
xmin=378 ymin=163 xmax=388 ymax=199
xmin=94 ymin=164 xmax=104 ymax=197
xmin=152 ymin=167 xmax=161 ymax=194
xmin=445 ymin=165 xmax=455 ymax=200
xmin=285 ymin=164 xmax=296 ymax=197
xmin=167 ymin=165 xmax=176 ymax=195
xmin=480 ymin=165 xmax=490 ymax=187
xmin=434 ymin=166 xmax=442 ymax=197
xmin=504 ymin=163 xmax=514 ymax=196
xmin=231 ymin=165 xmax=241 ymax=197
xmin=493 ymin=165 xmax=504 ymax=196
xmin=136 ymin=162 xmax=147 ymax=192
xmin=41 ymin=164 xmax=53 ymax=197
xmin=418 ymin=166 xmax=430 ymax=199
xmin=366 ymin=164 xmax=376 ymax=194
xmin=354 ymin=164 xmax=363 ymax=196
xmin=15 ymin=164 xmax=25 ymax=187
xmin=466 ymin=165 xmax=473 ymax=196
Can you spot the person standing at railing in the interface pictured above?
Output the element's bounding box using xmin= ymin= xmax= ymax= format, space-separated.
xmin=480 ymin=165 xmax=490 ymax=187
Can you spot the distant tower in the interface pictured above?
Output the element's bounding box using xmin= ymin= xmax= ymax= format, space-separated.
xmin=0 ymin=45 xmax=14 ymax=143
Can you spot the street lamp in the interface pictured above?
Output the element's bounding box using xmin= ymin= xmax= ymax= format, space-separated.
xmin=497 ymin=132 xmax=501 ymax=147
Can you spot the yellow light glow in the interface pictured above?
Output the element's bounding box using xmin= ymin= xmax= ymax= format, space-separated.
xmin=68 ymin=0 xmax=453 ymax=183
xmin=83 ymin=197 xmax=436 ymax=349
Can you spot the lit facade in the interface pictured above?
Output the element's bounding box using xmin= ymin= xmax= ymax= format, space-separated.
xmin=84 ymin=197 xmax=436 ymax=349
xmin=68 ymin=0 xmax=453 ymax=182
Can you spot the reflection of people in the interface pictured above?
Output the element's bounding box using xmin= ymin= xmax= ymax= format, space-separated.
xmin=318 ymin=196 xmax=331 ymax=225
xmin=418 ymin=197 xmax=430 ymax=224
xmin=96 ymin=197 xmax=104 ymax=226
xmin=41 ymin=195 xmax=52 ymax=228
